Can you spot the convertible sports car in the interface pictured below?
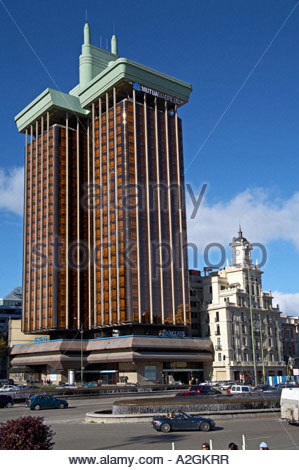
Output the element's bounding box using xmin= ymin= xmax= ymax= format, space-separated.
xmin=152 ymin=411 xmax=215 ymax=433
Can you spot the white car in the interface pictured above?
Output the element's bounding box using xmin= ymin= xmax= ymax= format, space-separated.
xmin=229 ymin=385 xmax=252 ymax=394
xmin=219 ymin=381 xmax=235 ymax=391
xmin=0 ymin=385 xmax=19 ymax=392
xmin=56 ymin=383 xmax=78 ymax=389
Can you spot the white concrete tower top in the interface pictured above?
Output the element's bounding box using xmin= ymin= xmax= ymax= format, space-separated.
xmin=229 ymin=226 xmax=253 ymax=267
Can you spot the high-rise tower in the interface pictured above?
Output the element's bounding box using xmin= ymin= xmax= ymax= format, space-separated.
xmin=11 ymin=25 xmax=213 ymax=385
xmin=15 ymin=25 xmax=192 ymax=335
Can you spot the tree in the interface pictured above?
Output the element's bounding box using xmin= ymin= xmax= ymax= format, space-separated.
xmin=0 ymin=416 xmax=55 ymax=450
xmin=0 ymin=335 xmax=8 ymax=359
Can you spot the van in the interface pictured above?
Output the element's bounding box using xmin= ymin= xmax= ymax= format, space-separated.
xmin=281 ymin=388 xmax=299 ymax=424
xmin=229 ymin=385 xmax=251 ymax=394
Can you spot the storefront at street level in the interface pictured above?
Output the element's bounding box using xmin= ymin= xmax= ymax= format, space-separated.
xmin=9 ymin=335 xmax=213 ymax=385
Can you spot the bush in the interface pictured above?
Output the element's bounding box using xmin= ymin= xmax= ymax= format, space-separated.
xmin=0 ymin=416 xmax=55 ymax=449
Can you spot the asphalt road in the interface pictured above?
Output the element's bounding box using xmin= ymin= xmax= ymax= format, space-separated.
xmin=0 ymin=396 xmax=298 ymax=450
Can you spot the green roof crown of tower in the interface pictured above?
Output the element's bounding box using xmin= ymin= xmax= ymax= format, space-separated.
xmin=15 ymin=23 xmax=192 ymax=133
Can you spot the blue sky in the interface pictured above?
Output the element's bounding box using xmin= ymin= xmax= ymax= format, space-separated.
xmin=0 ymin=0 xmax=298 ymax=313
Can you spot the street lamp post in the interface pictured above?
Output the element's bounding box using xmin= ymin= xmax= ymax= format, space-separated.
xmin=259 ymin=314 xmax=266 ymax=384
xmin=248 ymin=265 xmax=258 ymax=386
xmin=80 ymin=324 xmax=84 ymax=384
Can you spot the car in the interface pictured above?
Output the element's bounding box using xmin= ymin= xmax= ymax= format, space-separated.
xmin=152 ymin=411 xmax=215 ymax=433
xmin=229 ymin=385 xmax=252 ymax=394
xmin=56 ymin=383 xmax=78 ymax=389
xmin=22 ymin=385 xmax=40 ymax=390
xmin=208 ymin=381 xmax=220 ymax=388
xmin=275 ymin=382 xmax=299 ymax=389
xmin=253 ymin=384 xmax=277 ymax=393
xmin=218 ymin=381 xmax=235 ymax=391
xmin=25 ymin=395 xmax=69 ymax=410
xmin=0 ymin=385 xmax=19 ymax=392
xmin=0 ymin=394 xmax=14 ymax=408
xmin=0 ymin=379 xmax=15 ymax=386
xmin=82 ymin=381 xmax=99 ymax=388
xmin=176 ymin=385 xmax=222 ymax=397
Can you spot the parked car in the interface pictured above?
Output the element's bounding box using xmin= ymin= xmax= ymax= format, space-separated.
xmin=176 ymin=385 xmax=222 ymax=397
xmin=253 ymin=384 xmax=277 ymax=393
xmin=152 ymin=411 xmax=215 ymax=433
xmin=0 ymin=379 xmax=15 ymax=386
xmin=56 ymin=383 xmax=78 ymax=389
xmin=229 ymin=385 xmax=252 ymax=394
xmin=25 ymin=395 xmax=68 ymax=410
xmin=82 ymin=381 xmax=99 ymax=388
xmin=208 ymin=381 xmax=220 ymax=388
xmin=22 ymin=385 xmax=40 ymax=390
xmin=275 ymin=382 xmax=299 ymax=390
xmin=0 ymin=394 xmax=14 ymax=408
xmin=218 ymin=381 xmax=235 ymax=391
xmin=0 ymin=385 xmax=19 ymax=392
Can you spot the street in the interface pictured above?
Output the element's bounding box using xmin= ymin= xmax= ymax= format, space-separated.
xmin=0 ymin=396 xmax=298 ymax=450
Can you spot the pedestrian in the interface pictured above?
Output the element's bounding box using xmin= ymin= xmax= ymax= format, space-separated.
xmin=201 ymin=442 xmax=210 ymax=450
xmin=228 ymin=442 xmax=238 ymax=450
xmin=259 ymin=442 xmax=269 ymax=450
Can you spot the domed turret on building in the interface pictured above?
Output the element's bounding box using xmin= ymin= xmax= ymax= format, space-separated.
xmin=230 ymin=226 xmax=253 ymax=268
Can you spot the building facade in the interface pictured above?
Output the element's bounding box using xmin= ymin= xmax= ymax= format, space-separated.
xmin=280 ymin=315 xmax=299 ymax=371
xmin=0 ymin=287 xmax=22 ymax=338
xmin=11 ymin=24 xmax=212 ymax=384
xmin=189 ymin=269 xmax=209 ymax=338
xmin=192 ymin=229 xmax=286 ymax=383
xmin=0 ymin=287 xmax=22 ymax=378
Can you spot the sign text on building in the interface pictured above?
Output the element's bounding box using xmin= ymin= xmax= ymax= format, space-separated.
xmin=133 ymin=82 xmax=183 ymax=105
xmin=160 ymin=330 xmax=185 ymax=338
xmin=34 ymin=336 xmax=48 ymax=343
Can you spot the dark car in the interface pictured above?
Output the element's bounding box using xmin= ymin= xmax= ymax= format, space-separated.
xmin=152 ymin=411 xmax=215 ymax=433
xmin=275 ymin=382 xmax=299 ymax=390
xmin=176 ymin=385 xmax=222 ymax=397
xmin=0 ymin=394 xmax=14 ymax=408
xmin=25 ymin=394 xmax=68 ymax=410
xmin=254 ymin=384 xmax=276 ymax=393
xmin=0 ymin=379 xmax=14 ymax=386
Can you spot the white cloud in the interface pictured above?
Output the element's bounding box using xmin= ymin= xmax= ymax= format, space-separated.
xmin=272 ymin=291 xmax=299 ymax=316
xmin=186 ymin=187 xmax=299 ymax=316
xmin=0 ymin=167 xmax=24 ymax=216
xmin=186 ymin=186 xmax=299 ymax=251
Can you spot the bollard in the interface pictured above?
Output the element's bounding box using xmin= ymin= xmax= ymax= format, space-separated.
xmin=209 ymin=439 xmax=213 ymax=450
xmin=172 ymin=442 xmax=175 ymax=450
xmin=242 ymin=434 xmax=246 ymax=450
